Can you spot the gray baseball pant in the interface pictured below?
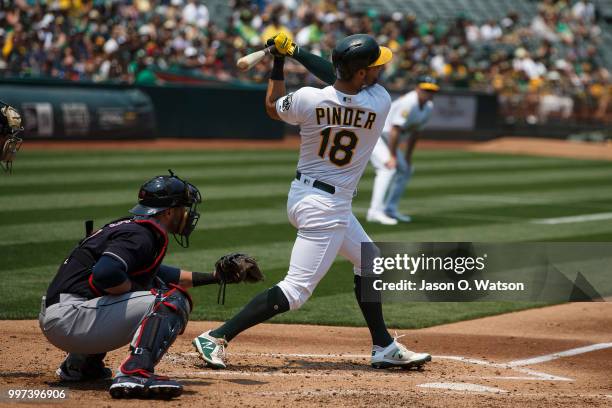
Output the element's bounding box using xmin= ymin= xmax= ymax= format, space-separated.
xmin=39 ymin=291 xmax=156 ymax=354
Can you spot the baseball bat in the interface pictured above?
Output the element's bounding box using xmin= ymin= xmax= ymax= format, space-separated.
xmin=85 ymin=220 xmax=94 ymax=237
xmin=237 ymin=46 xmax=274 ymax=71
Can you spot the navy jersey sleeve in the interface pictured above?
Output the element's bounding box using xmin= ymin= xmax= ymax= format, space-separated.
xmin=103 ymin=227 xmax=157 ymax=274
xmin=92 ymin=255 xmax=129 ymax=289
xmin=157 ymin=264 xmax=181 ymax=284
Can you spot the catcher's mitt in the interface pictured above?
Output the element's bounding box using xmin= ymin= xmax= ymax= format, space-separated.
xmin=215 ymin=253 xmax=264 ymax=304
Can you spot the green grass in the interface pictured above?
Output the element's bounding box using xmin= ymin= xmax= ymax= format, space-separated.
xmin=1 ymin=148 xmax=611 ymax=328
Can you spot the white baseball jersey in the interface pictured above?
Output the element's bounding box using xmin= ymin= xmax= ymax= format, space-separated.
xmin=382 ymin=90 xmax=433 ymax=141
xmin=276 ymin=84 xmax=391 ymax=191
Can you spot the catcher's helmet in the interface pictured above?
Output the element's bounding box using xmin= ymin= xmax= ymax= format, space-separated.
xmin=332 ymin=34 xmax=392 ymax=80
xmin=130 ymin=170 xmax=202 ymax=247
xmin=130 ymin=171 xmax=200 ymax=216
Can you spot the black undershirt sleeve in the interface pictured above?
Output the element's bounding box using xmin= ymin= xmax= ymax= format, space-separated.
xmin=192 ymin=272 xmax=219 ymax=287
xmin=157 ymin=264 xmax=181 ymax=285
xmin=157 ymin=266 xmax=218 ymax=287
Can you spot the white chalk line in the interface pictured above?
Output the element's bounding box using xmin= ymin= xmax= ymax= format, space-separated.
xmin=172 ymin=346 xmax=612 ymax=398
xmin=531 ymin=212 xmax=612 ymax=224
xmin=170 ymin=369 xmax=504 ymax=384
xmin=434 ymin=355 xmax=572 ymax=381
xmin=250 ymin=389 xmax=406 ymax=397
xmin=172 ymin=370 xmax=364 ymax=380
xmin=418 ymin=382 xmax=507 ymax=393
xmin=507 ymin=342 xmax=612 ymax=367
xmin=178 ymin=351 xmax=572 ymax=381
xmin=171 ymin=369 xmax=564 ymax=383
xmin=227 ymin=387 xmax=611 ymax=400
xmin=511 ymin=367 xmax=572 ymax=381
xmin=182 ymin=351 xmax=368 ymax=359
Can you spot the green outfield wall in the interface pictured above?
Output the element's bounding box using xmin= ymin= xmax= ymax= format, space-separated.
xmin=0 ymin=78 xmax=284 ymax=140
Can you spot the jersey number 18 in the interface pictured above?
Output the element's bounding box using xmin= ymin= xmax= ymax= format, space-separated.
xmin=318 ymin=128 xmax=358 ymax=167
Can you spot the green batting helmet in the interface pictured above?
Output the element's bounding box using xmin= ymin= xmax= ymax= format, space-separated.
xmin=332 ymin=34 xmax=393 ymax=80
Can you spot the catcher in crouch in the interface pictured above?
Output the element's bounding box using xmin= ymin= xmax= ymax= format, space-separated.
xmin=39 ymin=171 xmax=262 ymax=399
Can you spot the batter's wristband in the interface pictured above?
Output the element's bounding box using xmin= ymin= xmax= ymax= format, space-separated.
xmin=270 ymin=57 xmax=285 ymax=80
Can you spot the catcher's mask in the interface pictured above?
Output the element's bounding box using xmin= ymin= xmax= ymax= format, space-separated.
xmin=0 ymin=101 xmax=24 ymax=174
xmin=130 ymin=169 xmax=202 ymax=247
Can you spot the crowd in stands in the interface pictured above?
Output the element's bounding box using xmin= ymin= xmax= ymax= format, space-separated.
xmin=0 ymin=0 xmax=609 ymax=123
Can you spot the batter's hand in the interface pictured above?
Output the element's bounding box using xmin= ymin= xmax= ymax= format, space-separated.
xmin=385 ymin=156 xmax=397 ymax=169
xmin=266 ymin=32 xmax=297 ymax=57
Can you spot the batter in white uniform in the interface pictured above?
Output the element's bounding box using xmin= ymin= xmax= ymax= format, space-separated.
xmin=367 ymin=76 xmax=439 ymax=225
xmin=193 ymin=34 xmax=431 ymax=370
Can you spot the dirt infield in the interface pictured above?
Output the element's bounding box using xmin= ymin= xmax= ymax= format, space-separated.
xmin=1 ymin=302 xmax=610 ymax=407
xmin=469 ymin=137 xmax=612 ymax=161
xmin=23 ymin=136 xmax=612 ymax=162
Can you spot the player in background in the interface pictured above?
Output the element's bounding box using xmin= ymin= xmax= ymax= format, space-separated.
xmin=368 ymin=77 xmax=439 ymax=225
xmin=193 ymin=33 xmax=432 ymax=370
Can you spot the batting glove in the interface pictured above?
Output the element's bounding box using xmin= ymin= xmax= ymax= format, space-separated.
xmin=266 ymin=32 xmax=297 ymax=57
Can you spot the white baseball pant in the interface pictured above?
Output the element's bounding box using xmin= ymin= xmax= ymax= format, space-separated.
xmin=369 ymin=137 xmax=403 ymax=213
xmin=277 ymin=178 xmax=372 ymax=310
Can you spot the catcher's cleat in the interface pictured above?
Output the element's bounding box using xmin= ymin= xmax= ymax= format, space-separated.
xmin=109 ymin=373 xmax=182 ymax=399
xmin=371 ymin=336 xmax=431 ymax=369
xmin=192 ymin=330 xmax=227 ymax=369
xmin=56 ymin=353 xmax=112 ymax=382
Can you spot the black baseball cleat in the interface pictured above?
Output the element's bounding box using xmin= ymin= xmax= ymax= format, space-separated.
xmin=109 ymin=374 xmax=183 ymax=399
xmin=56 ymin=353 xmax=112 ymax=381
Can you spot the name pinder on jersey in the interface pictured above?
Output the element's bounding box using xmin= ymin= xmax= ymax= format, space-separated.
xmin=315 ymin=107 xmax=376 ymax=129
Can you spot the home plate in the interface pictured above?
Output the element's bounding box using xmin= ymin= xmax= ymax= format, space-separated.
xmin=418 ymin=382 xmax=508 ymax=393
